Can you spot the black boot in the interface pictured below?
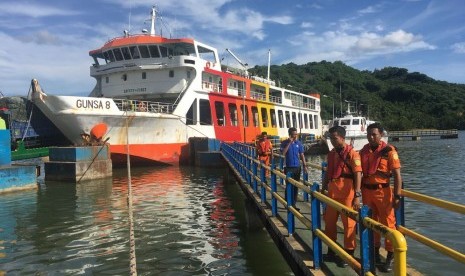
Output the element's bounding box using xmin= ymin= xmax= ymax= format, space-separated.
xmin=374 ymin=247 xmax=381 ymax=264
xmin=382 ymin=251 xmax=394 ymax=272
xmin=324 ymin=249 xmax=336 ymax=262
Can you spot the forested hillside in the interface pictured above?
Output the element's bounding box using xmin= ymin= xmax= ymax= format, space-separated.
xmin=249 ymin=61 xmax=465 ymax=130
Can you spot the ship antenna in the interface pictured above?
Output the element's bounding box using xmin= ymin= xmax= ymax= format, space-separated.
xmin=267 ymin=49 xmax=271 ymax=81
xmin=129 ymin=2 xmax=132 ymax=33
xmin=150 ymin=6 xmax=157 ymax=35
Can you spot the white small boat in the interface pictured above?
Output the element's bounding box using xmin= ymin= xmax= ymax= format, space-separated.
xmin=324 ymin=103 xmax=388 ymax=151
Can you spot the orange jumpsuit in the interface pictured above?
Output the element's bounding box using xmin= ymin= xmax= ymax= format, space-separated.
xmin=360 ymin=142 xmax=401 ymax=252
xmin=256 ymin=139 xmax=272 ymax=166
xmin=324 ymin=145 xmax=362 ymax=250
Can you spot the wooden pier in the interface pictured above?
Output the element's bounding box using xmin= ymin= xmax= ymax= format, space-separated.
xmin=389 ymin=129 xmax=458 ymax=141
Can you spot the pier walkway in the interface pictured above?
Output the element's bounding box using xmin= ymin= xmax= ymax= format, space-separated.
xmin=220 ymin=142 xmax=465 ymax=276
xmin=389 ymin=129 xmax=458 ymax=141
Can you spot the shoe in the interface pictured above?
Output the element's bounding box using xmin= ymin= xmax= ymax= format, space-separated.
xmin=382 ymin=251 xmax=394 ymax=272
xmin=374 ymin=247 xmax=381 ymax=264
xmin=335 ymin=255 xmax=348 ymax=267
xmin=324 ymin=249 xmax=336 ymax=262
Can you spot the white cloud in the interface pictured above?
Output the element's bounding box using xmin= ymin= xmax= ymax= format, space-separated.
xmin=301 ymin=22 xmax=313 ymax=28
xmin=281 ymin=29 xmax=435 ymax=66
xmin=451 ymin=42 xmax=465 ymax=53
xmin=1 ymin=2 xmax=79 ymax=17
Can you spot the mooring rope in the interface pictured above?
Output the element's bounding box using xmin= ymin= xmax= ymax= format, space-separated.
xmin=125 ymin=115 xmax=137 ymax=275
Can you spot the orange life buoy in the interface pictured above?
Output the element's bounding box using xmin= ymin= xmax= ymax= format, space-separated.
xmin=206 ymin=61 xmax=211 ymax=68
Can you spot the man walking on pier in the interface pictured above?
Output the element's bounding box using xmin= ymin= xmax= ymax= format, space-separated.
xmin=281 ymin=127 xmax=307 ymax=210
xmin=322 ymin=126 xmax=362 ymax=267
xmin=256 ymin=131 xmax=273 ymax=167
xmin=360 ymin=123 xmax=402 ymax=272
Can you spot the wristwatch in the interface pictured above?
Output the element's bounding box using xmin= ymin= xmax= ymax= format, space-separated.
xmin=355 ymin=191 xmax=362 ymax=198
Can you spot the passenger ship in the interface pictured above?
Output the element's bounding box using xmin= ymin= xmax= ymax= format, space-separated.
xmin=325 ymin=103 xmax=388 ymax=151
xmin=30 ymin=6 xmax=322 ymax=165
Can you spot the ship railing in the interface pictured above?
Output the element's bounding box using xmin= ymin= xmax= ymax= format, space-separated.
xmin=202 ymin=81 xmax=222 ymax=93
xmin=250 ymin=91 xmax=266 ymax=101
xmin=236 ymin=88 xmax=247 ymax=98
xmin=396 ymin=188 xmax=465 ymax=266
xmin=269 ymin=95 xmax=282 ymax=104
xmin=114 ymin=99 xmax=176 ymax=114
xmin=221 ymin=143 xmax=408 ymax=275
xmin=291 ymin=100 xmax=315 ymax=110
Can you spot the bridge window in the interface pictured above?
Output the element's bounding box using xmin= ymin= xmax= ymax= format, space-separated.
xmin=240 ymin=105 xmax=249 ymax=127
xmin=261 ymin=108 xmax=268 ymax=127
xmin=122 ymin=74 xmax=127 ymax=81
xmin=270 ymin=109 xmax=277 ymax=127
xmin=229 ymin=103 xmax=238 ymax=126
xmin=169 ymin=70 xmax=174 ymax=78
xmin=199 ymin=99 xmax=211 ymax=125
xmin=252 ymin=107 xmax=259 ymax=127
xmin=298 ymin=113 xmax=303 ymax=129
xmin=113 ymin=48 xmax=123 ymax=61
xmin=285 ymin=111 xmax=291 ymax=128
xmin=340 ymin=119 xmax=350 ymax=126
xmin=314 ymin=115 xmax=319 ymax=129
xmin=105 ymin=76 xmax=109 ymax=83
xmin=310 ymin=115 xmax=314 ymax=129
xmin=149 ymin=45 xmax=160 ymax=58
xmin=142 ymin=72 xmax=146 ymax=79
xmin=304 ymin=114 xmax=308 ymax=129
xmin=292 ymin=112 xmax=297 ymax=128
xmin=278 ymin=110 xmax=284 ymax=128
xmin=129 ymin=46 xmax=140 ymax=59
xmin=104 ymin=50 xmax=116 ymax=62
xmin=352 ymin=118 xmax=360 ymax=125
xmin=215 ymin=102 xmax=225 ymax=126
xmin=159 ymin=46 xmax=168 ymax=57
xmin=139 ymin=46 xmax=150 ymax=58
xmin=121 ymin=47 xmax=131 ymax=60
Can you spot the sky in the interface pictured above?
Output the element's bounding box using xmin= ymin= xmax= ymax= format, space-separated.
xmin=1 ymin=0 xmax=464 ymax=97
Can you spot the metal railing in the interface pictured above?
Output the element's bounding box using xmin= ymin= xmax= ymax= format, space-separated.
xmin=221 ymin=142 xmax=408 ymax=275
xmin=396 ymin=189 xmax=465 ymax=264
xmin=113 ymin=99 xmax=176 ymax=114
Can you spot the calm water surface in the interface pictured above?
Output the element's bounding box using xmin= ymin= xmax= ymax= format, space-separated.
xmin=306 ymin=131 xmax=465 ymax=276
xmin=0 ymin=166 xmax=293 ymax=275
xmin=2 ymin=132 xmax=464 ymax=275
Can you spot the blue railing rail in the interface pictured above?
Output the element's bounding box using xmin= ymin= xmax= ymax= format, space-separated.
xmin=221 ymin=142 xmax=408 ymax=276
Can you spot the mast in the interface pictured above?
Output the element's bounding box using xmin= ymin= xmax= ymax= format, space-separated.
xmin=150 ymin=6 xmax=156 ymax=35
xmin=267 ymin=49 xmax=271 ymax=81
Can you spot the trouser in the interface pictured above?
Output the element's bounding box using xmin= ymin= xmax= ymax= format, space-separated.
xmin=284 ymin=166 xmax=300 ymax=205
xmin=324 ymin=196 xmax=357 ymax=250
xmin=362 ymin=185 xmax=396 ymax=252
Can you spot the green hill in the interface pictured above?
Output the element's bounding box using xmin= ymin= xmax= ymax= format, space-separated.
xmin=249 ymin=61 xmax=465 ymax=130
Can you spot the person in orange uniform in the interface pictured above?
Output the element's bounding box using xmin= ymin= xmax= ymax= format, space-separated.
xmin=322 ymin=126 xmax=362 ymax=267
xmin=256 ymin=131 xmax=273 ymax=167
xmin=360 ymin=122 xmax=402 ymax=273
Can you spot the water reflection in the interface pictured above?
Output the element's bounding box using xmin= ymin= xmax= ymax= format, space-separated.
xmin=1 ymin=165 xmax=295 ymax=275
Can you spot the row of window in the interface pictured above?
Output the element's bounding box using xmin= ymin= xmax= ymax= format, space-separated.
xmin=101 ymin=44 xmax=190 ymax=64
xmin=185 ymin=99 xmax=319 ymax=130
xmin=105 ymin=70 xmax=186 ymax=84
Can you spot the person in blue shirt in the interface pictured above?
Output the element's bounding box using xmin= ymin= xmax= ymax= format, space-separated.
xmin=280 ymin=127 xmax=307 ymax=210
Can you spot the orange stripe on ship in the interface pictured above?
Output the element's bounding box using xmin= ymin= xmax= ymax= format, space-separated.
xmin=110 ymin=143 xmax=188 ymax=165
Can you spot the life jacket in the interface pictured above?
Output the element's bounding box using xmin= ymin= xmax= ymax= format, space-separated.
xmin=360 ymin=141 xmax=393 ymax=178
xmin=327 ymin=144 xmax=354 ymax=179
xmin=257 ymin=139 xmax=272 ymax=156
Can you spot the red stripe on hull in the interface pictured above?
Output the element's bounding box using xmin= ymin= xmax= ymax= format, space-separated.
xmin=110 ymin=143 xmax=189 ymax=166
